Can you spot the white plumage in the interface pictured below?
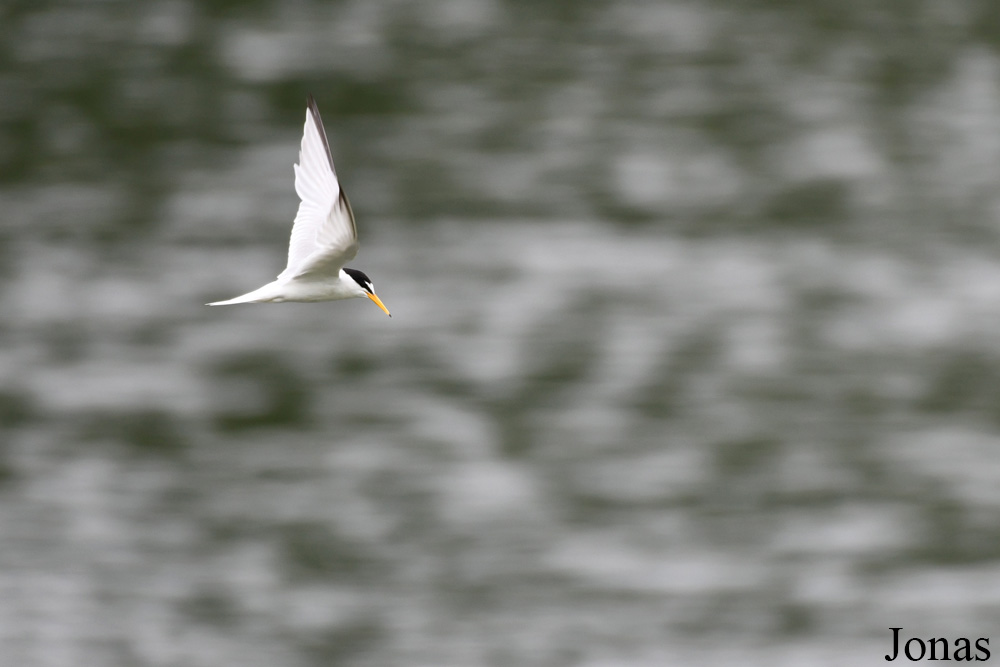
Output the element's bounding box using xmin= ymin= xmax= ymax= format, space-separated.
xmin=207 ymin=95 xmax=390 ymax=317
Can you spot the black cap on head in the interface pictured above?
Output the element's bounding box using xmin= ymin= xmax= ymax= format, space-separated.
xmin=343 ymin=267 xmax=373 ymax=293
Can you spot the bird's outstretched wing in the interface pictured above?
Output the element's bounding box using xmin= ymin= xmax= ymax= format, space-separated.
xmin=279 ymin=94 xmax=359 ymax=281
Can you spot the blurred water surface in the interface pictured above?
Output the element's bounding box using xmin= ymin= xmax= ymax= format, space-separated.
xmin=5 ymin=1 xmax=1000 ymax=665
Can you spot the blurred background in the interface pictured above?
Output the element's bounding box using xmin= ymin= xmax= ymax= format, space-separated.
xmin=3 ymin=0 xmax=1000 ymax=665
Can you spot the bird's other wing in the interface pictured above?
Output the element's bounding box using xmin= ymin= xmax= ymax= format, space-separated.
xmin=279 ymin=94 xmax=359 ymax=281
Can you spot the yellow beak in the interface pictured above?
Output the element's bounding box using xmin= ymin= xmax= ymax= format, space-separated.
xmin=366 ymin=291 xmax=391 ymax=317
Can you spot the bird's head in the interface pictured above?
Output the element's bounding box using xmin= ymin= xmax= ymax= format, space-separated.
xmin=343 ymin=268 xmax=391 ymax=317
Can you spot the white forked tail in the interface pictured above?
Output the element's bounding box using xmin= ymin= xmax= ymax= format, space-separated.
xmin=206 ymin=282 xmax=284 ymax=306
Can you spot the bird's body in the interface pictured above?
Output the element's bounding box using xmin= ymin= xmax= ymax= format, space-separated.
xmin=204 ymin=269 xmax=361 ymax=305
xmin=207 ymin=95 xmax=390 ymax=317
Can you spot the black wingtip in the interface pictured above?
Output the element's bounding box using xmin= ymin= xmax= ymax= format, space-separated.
xmin=303 ymin=94 xmax=336 ymax=175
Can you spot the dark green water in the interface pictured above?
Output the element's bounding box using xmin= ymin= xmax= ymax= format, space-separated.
xmin=4 ymin=1 xmax=1000 ymax=665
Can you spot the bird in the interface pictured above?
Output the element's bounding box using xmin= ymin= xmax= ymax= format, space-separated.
xmin=207 ymin=94 xmax=391 ymax=317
